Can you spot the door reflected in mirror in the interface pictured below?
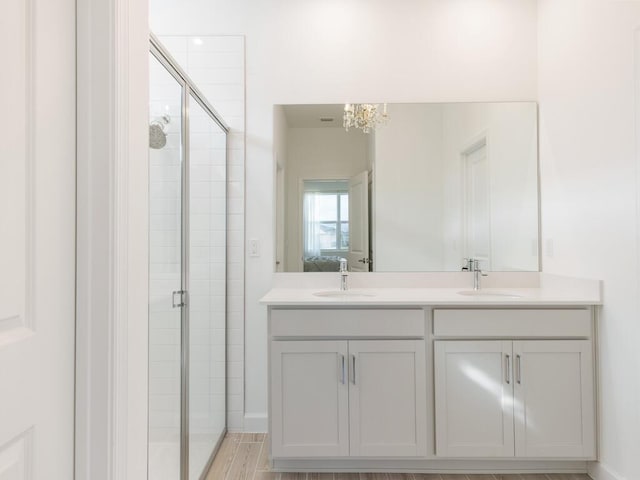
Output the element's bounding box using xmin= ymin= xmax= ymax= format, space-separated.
xmin=274 ymin=102 xmax=539 ymax=273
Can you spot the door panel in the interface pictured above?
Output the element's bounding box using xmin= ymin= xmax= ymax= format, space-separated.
xmin=347 ymin=171 xmax=369 ymax=272
xmin=513 ymin=340 xmax=595 ymax=458
xmin=434 ymin=341 xmax=514 ymax=457
xmin=187 ymin=94 xmax=227 ymax=479
xmin=348 ymin=340 xmax=427 ymax=457
xmin=0 ymin=0 xmax=76 ymax=477
xmin=148 ymin=51 xmax=184 ymax=480
xmin=463 ymin=141 xmax=491 ymax=269
xmin=271 ymin=341 xmax=349 ymax=457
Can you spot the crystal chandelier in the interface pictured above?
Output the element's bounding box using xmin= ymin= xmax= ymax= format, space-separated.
xmin=343 ymin=103 xmax=389 ymax=134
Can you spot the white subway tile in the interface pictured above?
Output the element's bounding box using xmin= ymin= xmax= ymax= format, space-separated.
xmin=149 ymin=328 xmax=180 ymax=346
xmin=227 ymin=328 xmax=243 ymax=346
xmin=149 ymin=362 xmax=180 ymax=379
xmin=227 ymin=411 xmax=243 ymax=431
xmin=227 ymin=378 xmax=243 ymax=395
xmin=149 ymin=377 xmax=180 ymax=395
xmin=227 ymin=214 xmax=244 ymax=232
xmin=149 ymin=394 xmax=180 ymax=412
xmin=189 ymin=36 xmax=244 ymax=53
xmin=227 ymin=265 xmax=244 ymax=283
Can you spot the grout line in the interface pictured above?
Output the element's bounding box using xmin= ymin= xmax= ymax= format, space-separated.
xmin=251 ymin=439 xmax=266 ymax=480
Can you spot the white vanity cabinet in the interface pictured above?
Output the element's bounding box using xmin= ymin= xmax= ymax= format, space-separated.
xmin=271 ymin=340 xmax=350 ymax=457
xmin=347 ymin=339 xmax=427 ymax=457
xmin=269 ymin=309 xmax=427 ymax=458
xmin=433 ymin=309 xmax=595 ymax=460
xmin=512 ymin=340 xmax=595 ymax=458
xmin=434 ymin=340 xmax=515 ymax=457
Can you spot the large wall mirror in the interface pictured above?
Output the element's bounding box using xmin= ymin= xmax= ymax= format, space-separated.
xmin=274 ymin=102 xmax=539 ymax=273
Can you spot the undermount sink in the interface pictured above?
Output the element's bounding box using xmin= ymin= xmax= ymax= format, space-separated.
xmin=458 ymin=290 xmax=524 ymax=298
xmin=313 ymin=290 xmax=376 ymax=298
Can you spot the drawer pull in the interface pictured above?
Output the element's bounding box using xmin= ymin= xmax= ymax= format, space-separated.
xmin=505 ymin=354 xmax=511 ymax=384
xmin=351 ymin=355 xmax=357 ymax=385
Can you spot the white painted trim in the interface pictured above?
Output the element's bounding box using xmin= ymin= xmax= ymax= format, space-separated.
xmin=635 ymin=29 xmax=640 ymax=317
xmin=76 ymin=0 xmax=149 ymax=478
xmin=273 ymin=458 xmax=589 ymax=473
xmin=243 ymin=413 xmax=268 ymax=433
xmin=588 ymin=461 xmax=626 ymax=480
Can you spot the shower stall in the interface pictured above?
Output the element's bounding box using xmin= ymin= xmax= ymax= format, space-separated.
xmin=148 ymin=35 xmax=228 ymax=480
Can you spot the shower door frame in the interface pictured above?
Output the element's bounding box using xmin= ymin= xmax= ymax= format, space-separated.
xmin=149 ymin=34 xmax=230 ymax=480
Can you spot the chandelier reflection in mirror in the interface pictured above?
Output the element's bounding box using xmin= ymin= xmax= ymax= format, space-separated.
xmin=343 ymin=103 xmax=389 ymax=134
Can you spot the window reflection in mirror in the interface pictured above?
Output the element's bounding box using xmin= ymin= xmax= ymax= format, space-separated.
xmin=302 ymin=181 xmax=349 ymax=272
xmin=274 ymin=102 xmax=539 ymax=273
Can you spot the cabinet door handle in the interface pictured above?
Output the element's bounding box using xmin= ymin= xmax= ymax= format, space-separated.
xmin=351 ymin=354 xmax=356 ymax=385
xmin=340 ymin=354 xmax=346 ymax=385
xmin=516 ymin=354 xmax=522 ymax=385
xmin=505 ymin=354 xmax=511 ymax=384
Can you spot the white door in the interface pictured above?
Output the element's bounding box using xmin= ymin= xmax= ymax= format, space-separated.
xmin=347 ymin=171 xmax=370 ymax=272
xmin=513 ymin=340 xmax=595 ymax=458
xmin=434 ymin=341 xmax=514 ymax=457
xmin=275 ymin=162 xmax=285 ymax=272
xmin=0 ymin=0 xmax=76 ymax=478
xmin=348 ymin=340 xmax=427 ymax=457
xmin=463 ymin=141 xmax=491 ymax=269
xmin=271 ymin=341 xmax=349 ymax=457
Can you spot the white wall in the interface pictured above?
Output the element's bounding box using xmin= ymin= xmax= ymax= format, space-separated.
xmin=538 ymin=2 xmax=640 ymax=480
xmin=150 ymin=0 xmax=539 ymax=430
xmin=284 ymin=127 xmax=368 ymax=271
xmin=374 ymin=104 xmax=445 ymax=271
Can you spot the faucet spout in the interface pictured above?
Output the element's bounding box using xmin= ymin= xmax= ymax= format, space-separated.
xmin=471 ymin=259 xmax=488 ymax=290
xmin=339 ymin=258 xmax=349 ymax=291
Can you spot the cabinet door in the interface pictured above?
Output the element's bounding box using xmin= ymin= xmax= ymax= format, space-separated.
xmin=348 ymin=340 xmax=427 ymax=457
xmin=271 ymin=341 xmax=349 ymax=457
xmin=434 ymin=341 xmax=515 ymax=457
xmin=513 ymin=340 xmax=595 ymax=458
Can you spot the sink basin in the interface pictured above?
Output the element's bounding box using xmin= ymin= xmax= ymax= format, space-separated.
xmin=458 ymin=290 xmax=524 ymax=298
xmin=313 ymin=290 xmax=376 ymax=298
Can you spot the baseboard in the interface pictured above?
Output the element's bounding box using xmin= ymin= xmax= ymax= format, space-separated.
xmin=273 ymin=458 xmax=587 ymax=473
xmin=588 ymin=461 xmax=626 ymax=480
xmin=243 ymin=413 xmax=268 ymax=432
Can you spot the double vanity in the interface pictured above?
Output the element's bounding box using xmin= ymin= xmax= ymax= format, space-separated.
xmin=261 ymin=272 xmax=602 ymax=475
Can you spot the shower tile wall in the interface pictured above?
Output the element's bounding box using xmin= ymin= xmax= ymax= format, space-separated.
xmin=158 ymin=35 xmax=246 ymax=431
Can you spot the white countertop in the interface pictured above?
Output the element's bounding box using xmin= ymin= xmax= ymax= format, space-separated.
xmin=260 ymin=273 xmax=602 ymax=306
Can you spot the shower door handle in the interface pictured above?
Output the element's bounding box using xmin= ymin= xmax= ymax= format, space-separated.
xmin=172 ymin=290 xmax=186 ymax=308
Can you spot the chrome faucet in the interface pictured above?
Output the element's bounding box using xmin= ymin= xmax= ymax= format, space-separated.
xmin=461 ymin=258 xmax=474 ymax=272
xmin=471 ymin=259 xmax=488 ymax=290
xmin=339 ymin=258 xmax=349 ymax=291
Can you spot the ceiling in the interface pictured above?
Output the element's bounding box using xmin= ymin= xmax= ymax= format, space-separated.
xmin=282 ymin=104 xmax=345 ymax=128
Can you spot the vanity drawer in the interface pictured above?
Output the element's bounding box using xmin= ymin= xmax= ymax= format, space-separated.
xmin=433 ymin=309 xmax=591 ymax=338
xmin=270 ymin=308 xmax=425 ymax=338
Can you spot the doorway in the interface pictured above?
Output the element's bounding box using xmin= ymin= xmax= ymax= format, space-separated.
xmin=462 ymin=137 xmax=491 ymax=270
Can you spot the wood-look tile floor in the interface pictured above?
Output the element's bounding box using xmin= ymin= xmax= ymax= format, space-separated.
xmin=205 ymin=433 xmax=592 ymax=480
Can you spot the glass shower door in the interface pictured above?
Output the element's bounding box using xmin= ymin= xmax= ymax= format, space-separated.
xmin=149 ymin=35 xmax=229 ymax=480
xmin=148 ymin=51 xmax=184 ymax=480
xmin=187 ymin=94 xmax=227 ymax=479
